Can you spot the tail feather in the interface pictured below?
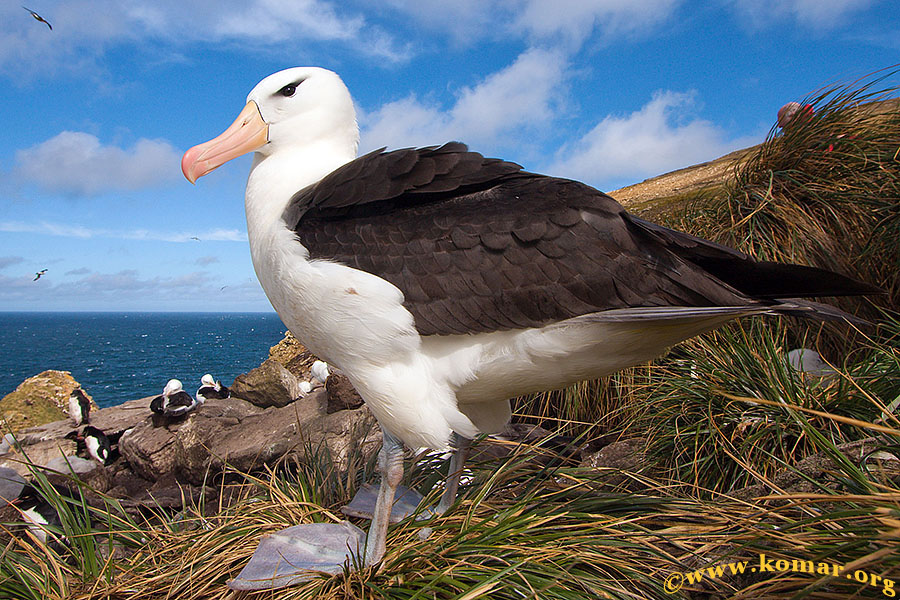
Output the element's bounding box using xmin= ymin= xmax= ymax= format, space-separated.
xmin=626 ymin=214 xmax=884 ymax=300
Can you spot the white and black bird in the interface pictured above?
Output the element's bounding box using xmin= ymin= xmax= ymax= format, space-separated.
xmin=150 ymin=379 xmax=199 ymax=417
xmin=23 ymin=6 xmax=52 ymax=30
xmin=181 ymin=67 xmax=882 ymax=590
xmin=65 ymin=426 xmax=117 ymax=466
xmin=81 ymin=426 xmax=114 ymax=465
xmin=68 ymin=387 xmax=91 ymax=426
xmin=33 ymin=268 xmax=47 ymax=281
xmin=310 ymin=360 xmax=330 ymax=384
xmin=0 ymin=467 xmax=65 ymax=547
xmin=196 ymin=373 xmax=230 ymax=402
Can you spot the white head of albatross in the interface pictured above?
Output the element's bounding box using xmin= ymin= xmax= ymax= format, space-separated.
xmin=181 ymin=66 xmax=881 ymax=590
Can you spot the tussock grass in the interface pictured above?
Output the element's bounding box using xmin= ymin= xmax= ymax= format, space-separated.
xmin=650 ymin=67 xmax=900 ymax=320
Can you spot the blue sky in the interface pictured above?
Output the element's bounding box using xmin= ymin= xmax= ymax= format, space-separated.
xmin=1 ymin=0 xmax=897 ymax=312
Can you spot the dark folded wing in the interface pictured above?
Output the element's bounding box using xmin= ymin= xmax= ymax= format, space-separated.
xmin=286 ymin=143 xmax=875 ymax=336
xmin=286 ymin=144 xmax=765 ymax=335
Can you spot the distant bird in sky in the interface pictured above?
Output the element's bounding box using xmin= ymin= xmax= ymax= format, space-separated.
xmin=191 ymin=236 xmax=201 ymax=241
xmin=33 ymin=269 xmax=47 ymax=281
xmin=23 ymin=6 xmax=52 ymax=30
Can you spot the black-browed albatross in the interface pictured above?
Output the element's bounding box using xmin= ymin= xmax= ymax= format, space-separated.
xmin=181 ymin=67 xmax=880 ymax=590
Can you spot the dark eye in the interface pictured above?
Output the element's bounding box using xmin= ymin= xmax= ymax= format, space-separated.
xmin=279 ymin=83 xmax=298 ymax=97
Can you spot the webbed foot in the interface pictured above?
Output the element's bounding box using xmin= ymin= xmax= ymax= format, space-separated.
xmin=341 ymin=482 xmax=433 ymax=522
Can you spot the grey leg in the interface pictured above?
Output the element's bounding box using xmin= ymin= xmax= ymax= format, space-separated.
xmin=363 ymin=428 xmax=405 ymax=567
xmin=436 ymin=433 xmax=472 ymax=514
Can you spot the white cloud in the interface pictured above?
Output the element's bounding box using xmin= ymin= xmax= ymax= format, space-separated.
xmin=382 ymin=0 xmax=681 ymax=48
xmin=14 ymin=132 xmax=181 ymax=196
xmin=729 ymin=0 xmax=872 ymax=29
xmin=548 ymin=90 xmax=758 ymax=189
xmin=514 ymin=0 xmax=682 ymax=46
xmin=212 ymin=0 xmax=364 ymax=42
xmin=0 ymin=256 xmax=24 ymax=270
xmin=0 ymin=1 xmax=408 ymax=77
xmin=0 ymin=268 xmax=270 ymax=310
xmin=360 ymin=48 xmax=568 ymax=151
xmin=0 ymin=220 xmax=246 ymax=243
xmin=195 ymin=256 xmax=220 ymax=266
xmin=381 ymin=0 xmax=500 ymax=42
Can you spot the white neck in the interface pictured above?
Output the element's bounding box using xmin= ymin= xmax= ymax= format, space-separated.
xmin=245 ymin=139 xmax=357 ymax=244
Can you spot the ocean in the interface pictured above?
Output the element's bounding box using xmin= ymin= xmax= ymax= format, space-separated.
xmin=0 ymin=312 xmax=288 ymax=408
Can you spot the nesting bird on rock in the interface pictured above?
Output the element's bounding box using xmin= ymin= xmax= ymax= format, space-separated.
xmin=196 ymin=373 xmax=230 ymax=402
xmin=310 ymin=360 xmax=330 ymax=384
xmin=150 ymin=379 xmax=199 ymax=417
xmin=68 ymin=387 xmax=91 ymax=426
xmin=65 ymin=426 xmax=117 ymax=466
xmin=82 ymin=426 xmax=115 ymax=465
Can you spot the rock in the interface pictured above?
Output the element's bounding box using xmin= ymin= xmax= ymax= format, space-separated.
xmin=581 ymin=438 xmax=648 ymax=471
xmin=0 ymin=370 xmax=78 ymax=432
xmin=1 ymin=370 xmax=381 ymax=512
xmin=44 ymin=455 xmax=112 ymax=492
xmin=787 ymin=348 xmax=838 ymax=378
xmin=108 ymin=470 xmax=213 ymax=512
xmin=44 ymin=455 xmax=96 ymax=474
xmin=16 ymin=396 xmax=152 ymax=447
xmin=325 ymin=371 xmax=364 ymax=413
xmin=268 ymin=331 xmax=318 ymax=379
xmin=0 ymin=438 xmax=78 ymax=479
xmin=0 ymin=467 xmax=26 ymax=504
xmin=231 ymin=358 xmax=303 ymax=408
xmin=579 ymin=438 xmax=650 ymax=489
xmin=119 ymin=418 xmax=182 ymax=481
xmin=118 ymin=392 xmax=379 ymax=485
xmin=0 ymin=433 xmax=17 ymax=454
xmin=732 ymin=438 xmax=900 ymax=501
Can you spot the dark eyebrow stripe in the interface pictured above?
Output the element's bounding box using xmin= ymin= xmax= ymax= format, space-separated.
xmin=275 ymin=79 xmax=306 ymax=96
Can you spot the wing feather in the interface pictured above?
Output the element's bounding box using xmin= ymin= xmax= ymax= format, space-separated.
xmin=286 ymin=143 xmax=874 ymax=336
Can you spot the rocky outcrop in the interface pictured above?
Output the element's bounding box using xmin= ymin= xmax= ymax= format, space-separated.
xmin=231 ymin=358 xmax=303 ymax=408
xmin=0 ymin=370 xmax=95 ymax=432
xmin=0 ymin=376 xmax=380 ymax=513
xmin=326 ymin=372 xmax=364 ymax=413
xmin=119 ymin=390 xmax=378 ymax=485
xmin=268 ymin=331 xmax=318 ymax=378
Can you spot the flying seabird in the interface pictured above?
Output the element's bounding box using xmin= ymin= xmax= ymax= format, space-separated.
xmin=23 ymin=6 xmax=52 ymax=30
xmin=196 ymin=373 xmax=230 ymax=402
xmin=68 ymin=387 xmax=91 ymax=426
xmin=33 ymin=269 xmax=47 ymax=281
xmin=181 ymin=67 xmax=882 ymax=590
xmin=150 ymin=379 xmax=199 ymax=417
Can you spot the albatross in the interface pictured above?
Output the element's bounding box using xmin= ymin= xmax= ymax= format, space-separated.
xmin=181 ymin=67 xmax=881 ymax=590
